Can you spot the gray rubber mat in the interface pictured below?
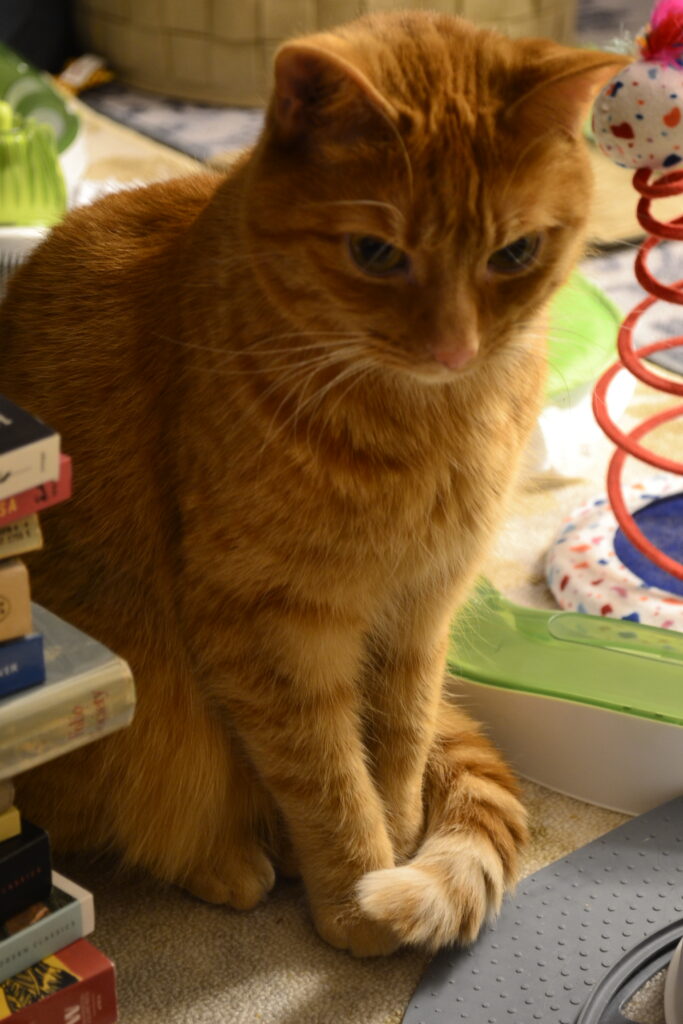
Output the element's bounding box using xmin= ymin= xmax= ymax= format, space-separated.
xmin=403 ymin=796 xmax=683 ymax=1024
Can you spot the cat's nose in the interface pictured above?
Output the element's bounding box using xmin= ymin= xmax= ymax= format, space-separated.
xmin=431 ymin=338 xmax=478 ymax=370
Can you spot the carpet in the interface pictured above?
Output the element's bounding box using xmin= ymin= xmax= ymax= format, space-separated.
xmin=48 ymin=96 xmax=681 ymax=1024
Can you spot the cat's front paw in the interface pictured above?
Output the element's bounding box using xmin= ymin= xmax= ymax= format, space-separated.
xmin=185 ymin=846 xmax=275 ymax=911
xmin=313 ymin=899 xmax=401 ymax=957
xmin=357 ymin=833 xmax=507 ymax=952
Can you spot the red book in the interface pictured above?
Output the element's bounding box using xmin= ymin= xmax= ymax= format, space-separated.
xmin=0 ymin=457 xmax=72 ymax=528
xmin=0 ymin=939 xmax=117 ymax=1023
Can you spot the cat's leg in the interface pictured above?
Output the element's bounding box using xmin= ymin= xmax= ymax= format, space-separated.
xmin=364 ymin=591 xmax=453 ymax=861
xmin=214 ymin=617 xmax=399 ymax=956
xmin=357 ymin=698 xmax=527 ymax=950
xmin=112 ymin=692 xmax=279 ymax=912
xmin=182 ymin=738 xmax=278 ymax=911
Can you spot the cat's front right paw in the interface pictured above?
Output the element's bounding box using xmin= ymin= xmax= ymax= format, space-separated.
xmin=312 ymin=899 xmax=400 ymax=957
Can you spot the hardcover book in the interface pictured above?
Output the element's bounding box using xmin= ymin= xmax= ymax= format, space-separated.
xmin=0 ymin=456 xmax=72 ymax=529
xmin=0 ymin=636 xmax=45 ymax=700
xmin=0 ymin=563 xmax=31 ymax=646
xmin=0 ymin=519 xmax=42 ymax=562
xmin=0 ymin=939 xmax=116 ymax=1023
xmin=0 ymin=871 xmax=94 ymax=985
xmin=0 ymin=606 xmax=135 ymax=779
xmin=0 ymin=784 xmax=14 ymax=818
xmin=0 ymin=821 xmax=51 ymax=923
xmin=0 ymin=808 xmax=20 ymax=845
xmin=0 ymin=399 xmax=60 ymax=503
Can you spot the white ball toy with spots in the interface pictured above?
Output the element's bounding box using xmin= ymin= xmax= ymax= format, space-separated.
xmin=592 ymin=0 xmax=683 ymax=170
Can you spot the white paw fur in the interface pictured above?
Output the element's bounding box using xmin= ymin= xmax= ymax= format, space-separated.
xmin=356 ymin=833 xmax=506 ymax=952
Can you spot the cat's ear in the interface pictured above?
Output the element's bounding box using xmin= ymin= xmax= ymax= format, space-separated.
xmin=269 ymin=41 xmax=397 ymax=144
xmin=509 ymin=49 xmax=631 ymax=139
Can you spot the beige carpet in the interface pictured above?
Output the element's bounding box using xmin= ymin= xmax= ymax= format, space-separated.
xmin=50 ymin=100 xmax=679 ymax=1024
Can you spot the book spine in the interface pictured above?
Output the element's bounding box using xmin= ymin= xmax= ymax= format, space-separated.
xmin=0 ymin=517 xmax=43 ymax=561
xmin=0 ymin=669 xmax=135 ymax=778
xmin=0 ymin=635 xmax=44 ymax=699
xmin=0 ymin=784 xmax=14 ymax=818
xmin=0 ymin=456 xmax=72 ymax=528
xmin=0 ymin=807 xmax=20 ymax=844
xmin=7 ymin=959 xmax=117 ymax=1024
xmin=0 ymin=437 xmax=60 ymax=503
xmin=0 ymin=562 xmax=32 ymax=646
xmin=0 ymin=882 xmax=93 ymax=986
xmin=0 ymin=826 xmax=51 ymax=922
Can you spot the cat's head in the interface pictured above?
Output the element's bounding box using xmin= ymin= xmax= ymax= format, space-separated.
xmin=243 ymin=12 xmax=625 ymax=384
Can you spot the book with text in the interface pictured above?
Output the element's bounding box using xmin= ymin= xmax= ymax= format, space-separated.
xmin=0 ymin=457 xmax=72 ymax=529
xmin=0 ymin=821 xmax=51 ymax=923
xmin=0 ymin=519 xmax=43 ymax=563
xmin=0 ymin=872 xmax=94 ymax=985
xmin=0 ymin=400 xmax=60 ymax=503
xmin=0 ymin=636 xmax=44 ymax=700
xmin=0 ymin=605 xmax=135 ymax=780
xmin=0 ymin=939 xmax=116 ymax=1023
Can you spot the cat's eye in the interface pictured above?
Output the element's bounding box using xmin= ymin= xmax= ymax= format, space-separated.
xmin=487 ymin=234 xmax=541 ymax=275
xmin=348 ymin=235 xmax=410 ymax=277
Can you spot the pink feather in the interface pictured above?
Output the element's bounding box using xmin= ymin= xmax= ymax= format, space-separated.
xmin=640 ymin=0 xmax=683 ymax=64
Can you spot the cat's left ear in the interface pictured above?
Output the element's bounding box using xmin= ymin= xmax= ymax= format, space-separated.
xmin=509 ymin=49 xmax=632 ymax=139
xmin=268 ymin=41 xmax=397 ymax=144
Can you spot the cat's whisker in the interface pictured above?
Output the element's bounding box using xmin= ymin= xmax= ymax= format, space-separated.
xmin=302 ymin=199 xmax=406 ymax=228
xmin=287 ymin=353 xmax=371 ymax=442
xmin=498 ymin=133 xmax=553 ymax=208
xmin=254 ymin=347 xmax=368 ymax=462
xmin=376 ymin=107 xmax=414 ymax=202
xmin=309 ymin=359 xmax=377 ymax=449
xmin=156 ymin=331 xmax=369 ymax=363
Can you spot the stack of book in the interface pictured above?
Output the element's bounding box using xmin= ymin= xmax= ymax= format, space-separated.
xmin=0 ymin=396 xmax=136 ymax=1023
xmin=0 ymin=395 xmax=70 ymax=698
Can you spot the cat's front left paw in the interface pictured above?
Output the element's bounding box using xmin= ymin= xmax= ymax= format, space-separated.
xmin=357 ymin=832 xmax=507 ymax=952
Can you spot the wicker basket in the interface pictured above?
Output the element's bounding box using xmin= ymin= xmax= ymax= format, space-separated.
xmin=74 ymin=0 xmax=578 ymax=107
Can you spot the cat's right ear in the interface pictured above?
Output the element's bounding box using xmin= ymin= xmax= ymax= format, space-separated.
xmin=269 ymin=42 xmax=397 ymax=145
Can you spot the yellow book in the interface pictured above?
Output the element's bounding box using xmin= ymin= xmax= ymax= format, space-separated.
xmin=0 ymin=560 xmax=31 ymax=644
xmin=0 ymin=515 xmax=43 ymax=560
xmin=0 ymin=807 xmax=20 ymax=844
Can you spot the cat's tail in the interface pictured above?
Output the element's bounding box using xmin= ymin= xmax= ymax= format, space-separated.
xmin=357 ymin=699 xmax=528 ymax=952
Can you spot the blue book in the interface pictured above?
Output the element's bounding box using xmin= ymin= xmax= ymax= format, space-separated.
xmin=0 ymin=871 xmax=94 ymax=985
xmin=0 ymin=634 xmax=44 ymax=699
xmin=0 ymin=605 xmax=134 ymax=779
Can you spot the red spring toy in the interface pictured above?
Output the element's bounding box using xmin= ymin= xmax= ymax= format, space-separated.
xmin=591 ymin=0 xmax=683 ymax=582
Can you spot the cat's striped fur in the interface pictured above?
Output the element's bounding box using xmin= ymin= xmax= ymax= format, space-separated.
xmin=1 ymin=12 xmax=624 ymax=955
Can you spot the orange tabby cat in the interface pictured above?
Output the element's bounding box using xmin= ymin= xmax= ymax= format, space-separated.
xmin=0 ymin=13 xmax=623 ymax=956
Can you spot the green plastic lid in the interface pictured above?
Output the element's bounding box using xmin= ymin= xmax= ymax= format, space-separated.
xmin=546 ymin=270 xmax=622 ymax=401
xmin=448 ymin=580 xmax=683 ymax=726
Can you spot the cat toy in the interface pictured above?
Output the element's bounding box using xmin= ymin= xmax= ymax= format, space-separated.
xmin=547 ymin=0 xmax=683 ymax=629
xmin=444 ymin=1 xmax=683 ymax=819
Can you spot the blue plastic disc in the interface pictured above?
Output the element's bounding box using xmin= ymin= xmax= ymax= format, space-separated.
xmin=614 ymin=491 xmax=683 ymax=597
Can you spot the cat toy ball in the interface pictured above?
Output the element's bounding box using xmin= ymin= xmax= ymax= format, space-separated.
xmin=547 ymin=0 xmax=683 ymax=630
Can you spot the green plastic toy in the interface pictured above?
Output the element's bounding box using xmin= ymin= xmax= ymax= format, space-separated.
xmin=0 ymin=100 xmax=66 ymax=226
xmin=447 ymin=581 xmax=683 ymax=813
xmin=449 ymin=579 xmax=683 ymax=726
